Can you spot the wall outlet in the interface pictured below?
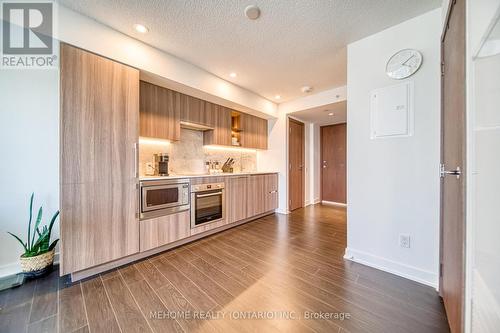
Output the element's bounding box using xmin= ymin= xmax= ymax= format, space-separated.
xmin=399 ymin=234 xmax=411 ymax=248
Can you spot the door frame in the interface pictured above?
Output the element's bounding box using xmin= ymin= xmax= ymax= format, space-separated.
xmin=320 ymin=122 xmax=347 ymax=205
xmin=439 ymin=0 xmax=467 ymax=332
xmin=288 ymin=117 xmax=305 ymax=211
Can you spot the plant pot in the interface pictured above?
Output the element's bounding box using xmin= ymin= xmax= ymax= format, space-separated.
xmin=20 ymin=249 xmax=55 ymax=278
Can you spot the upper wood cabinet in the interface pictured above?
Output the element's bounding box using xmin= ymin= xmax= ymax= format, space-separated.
xmin=60 ymin=43 xmax=140 ymax=275
xmin=203 ymin=104 xmax=232 ymax=146
xmin=240 ymin=113 xmax=268 ymax=149
xmin=140 ymin=81 xmax=181 ymax=141
xmin=180 ymin=94 xmax=205 ymax=125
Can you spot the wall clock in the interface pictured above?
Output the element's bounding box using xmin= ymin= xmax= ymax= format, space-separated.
xmin=386 ymin=49 xmax=423 ymax=80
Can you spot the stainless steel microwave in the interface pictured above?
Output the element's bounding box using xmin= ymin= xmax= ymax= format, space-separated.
xmin=140 ymin=179 xmax=190 ymax=220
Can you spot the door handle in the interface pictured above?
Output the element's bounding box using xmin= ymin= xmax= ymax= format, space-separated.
xmin=322 ymin=160 xmax=327 ymax=168
xmin=440 ymin=165 xmax=461 ymax=179
xmin=196 ymin=191 xmax=223 ymax=198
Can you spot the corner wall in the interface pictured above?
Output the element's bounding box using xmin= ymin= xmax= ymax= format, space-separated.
xmin=345 ymin=9 xmax=442 ymax=287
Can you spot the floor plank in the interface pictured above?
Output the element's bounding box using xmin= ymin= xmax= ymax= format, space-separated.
xmin=29 ymin=269 xmax=59 ymax=324
xmin=58 ymin=283 xmax=87 ymax=333
xmin=101 ymin=275 xmax=152 ymax=333
xmin=81 ymin=278 xmax=121 ymax=333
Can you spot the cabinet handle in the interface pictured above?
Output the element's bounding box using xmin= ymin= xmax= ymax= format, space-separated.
xmin=269 ymin=190 xmax=278 ymax=194
xmin=134 ymin=142 xmax=139 ymax=178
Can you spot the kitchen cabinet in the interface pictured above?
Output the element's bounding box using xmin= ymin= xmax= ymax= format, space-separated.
xmin=247 ymin=174 xmax=279 ymax=217
xmin=140 ymin=211 xmax=191 ymax=252
xmin=60 ymin=43 xmax=140 ymax=275
xmin=180 ymin=94 xmax=207 ymax=126
xmin=226 ymin=176 xmax=249 ymax=223
xmin=265 ymin=173 xmax=279 ymax=211
xmin=240 ymin=113 xmax=268 ymax=149
xmin=140 ymin=81 xmax=181 ymax=141
xmin=203 ymin=105 xmax=232 ymax=146
xmin=247 ymin=174 xmax=267 ymax=216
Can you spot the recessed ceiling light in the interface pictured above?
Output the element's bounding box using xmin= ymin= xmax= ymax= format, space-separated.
xmin=133 ymin=24 xmax=149 ymax=34
xmin=245 ymin=5 xmax=261 ymax=20
xmin=229 ymin=72 xmax=237 ymax=78
xmin=275 ymin=95 xmax=281 ymax=100
xmin=328 ymin=112 xmax=334 ymax=116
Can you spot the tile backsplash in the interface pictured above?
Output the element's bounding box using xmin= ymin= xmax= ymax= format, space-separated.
xmin=139 ymin=129 xmax=257 ymax=176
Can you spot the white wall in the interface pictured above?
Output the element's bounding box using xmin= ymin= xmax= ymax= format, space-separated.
xmin=0 ymin=55 xmax=60 ymax=276
xmin=345 ymin=9 xmax=442 ymax=288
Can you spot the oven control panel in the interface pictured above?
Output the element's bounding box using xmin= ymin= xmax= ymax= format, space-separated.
xmin=191 ymin=182 xmax=224 ymax=192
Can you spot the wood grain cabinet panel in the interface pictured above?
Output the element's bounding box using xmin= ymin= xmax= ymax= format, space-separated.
xmin=240 ymin=114 xmax=268 ymax=149
xmin=226 ymin=176 xmax=248 ymax=223
xmin=139 ymin=211 xmax=191 ymax=252
xmin=203 ymin=105 xmax=232 ymax=146
xmin=180 ymin=94 xmax=205 ymax=125
xmin=140 ymin=81 xmax=181 ymax=141
xmin=247 ymin=175 xmax=267 ymax=216
xmin=60 ymin=43 xmax=140 ymax=275
xmin=265 ymin=173 xmax=279 ymax=211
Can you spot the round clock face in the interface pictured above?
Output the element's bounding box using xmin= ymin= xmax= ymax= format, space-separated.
xmin=386 ymin=49 xmax=423 ymax=79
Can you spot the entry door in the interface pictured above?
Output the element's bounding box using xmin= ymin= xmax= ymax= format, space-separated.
xmin=440 ymin=1 xmax=466 ymax=332
xmin=288 ymin=118 xmax=304 ymax=211
xmin=321 ymin=123 xmax=346 ymax=204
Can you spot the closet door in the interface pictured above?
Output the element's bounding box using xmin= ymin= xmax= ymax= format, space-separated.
xmin=60 ymin=43 xmax=140 ymax=275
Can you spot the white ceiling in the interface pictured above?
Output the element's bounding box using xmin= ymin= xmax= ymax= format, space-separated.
xmin=58 ymin=0 xmax=441 ymax=103
xmin=290 ymin=100 xmax=346 ymax=126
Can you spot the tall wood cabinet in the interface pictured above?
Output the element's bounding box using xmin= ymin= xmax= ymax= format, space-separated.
xmin=60 ymin=44 xmax=140 ymax=275
xmin=140 ymin=81 xmax=181 ymax=141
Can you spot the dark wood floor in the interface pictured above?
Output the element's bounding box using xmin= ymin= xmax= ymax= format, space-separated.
xmin=0 ymin=204 xmax=450 ymax=333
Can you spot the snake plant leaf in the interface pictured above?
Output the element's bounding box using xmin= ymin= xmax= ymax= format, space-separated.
xmin=27 ymin=193 xmax=34 ymax=250
xmin=48 ymin=211 xmax=59 ymax=233
xmin=30 ymin=206 xmax=43 ymax=252
xmin=48 ymin=239 xmax=59 ymax=251
xmin=7 ymin=232 xmax=28 ymax=253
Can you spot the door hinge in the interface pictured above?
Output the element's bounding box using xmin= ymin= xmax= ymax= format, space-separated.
xmin=441 ymin=62 xmax=445 ymax=76
xmin=439 ymin=263 xmax=443 ymax=277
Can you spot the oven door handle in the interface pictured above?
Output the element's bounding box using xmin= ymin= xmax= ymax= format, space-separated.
xmin=196 ymin=191 xmax=223 ymax=198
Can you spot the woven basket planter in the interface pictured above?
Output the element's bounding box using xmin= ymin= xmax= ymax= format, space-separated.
xmin=20 ymin=249 xmax=55 ymax=277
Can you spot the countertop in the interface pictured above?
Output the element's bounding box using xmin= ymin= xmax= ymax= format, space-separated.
xmin=140 ymin=171 xmax=278 ymax=181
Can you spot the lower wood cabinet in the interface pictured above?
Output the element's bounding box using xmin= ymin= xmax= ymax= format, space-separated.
xmin=247 ymin=174 xmax=278 ymax=216
xmin=226 ymin=176 xmax=249 ymax=223
xmin=139 ymin=211 xmax=191 ymax=252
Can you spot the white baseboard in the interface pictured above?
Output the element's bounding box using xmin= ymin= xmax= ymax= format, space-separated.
xmin=0 ymin=252 xmax=60 ymax=279
xmin=322 ymin=200 xmax=347 ymax=207
xmin=344 ymin=247 xmax=438 ymax=289
xmin=275 ymin=208 xmax=290 ymax=215
xmin=313 ymin=198 xmax=321 ymax=204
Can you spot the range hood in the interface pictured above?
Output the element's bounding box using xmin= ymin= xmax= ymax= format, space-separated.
xmin=180 ymin=121 xmax=214 ymax=131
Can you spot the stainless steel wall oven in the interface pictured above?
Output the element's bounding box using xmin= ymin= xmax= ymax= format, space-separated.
xmin=191 ymin=182 xmax=225 ymax=228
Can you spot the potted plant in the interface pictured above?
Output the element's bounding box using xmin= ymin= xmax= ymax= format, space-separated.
xmin=7 ymin=193 xmax=59 ymax=278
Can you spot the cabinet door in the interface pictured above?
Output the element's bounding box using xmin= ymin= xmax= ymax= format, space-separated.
xmin=265 ymin=174 xmax=279 ymax=211
xmin=203 ymin=105 xmax=232 ymax=146
xmin=247 ymin=175 xmax=266 ymax=217
xmin=240 ymin=114 xmax=268 ymax=149
xmin=140 ymin=211 xmax=191 ymax=252
xmin=226 ymin=176 xmax=248 ymax=223
xmin=60 ymin=43 xmax=140 ymax=275
xmin=180 ymin=94 xmax=204 ymax=125
xmin=140 ymin=81 xmax=181 ymax=141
